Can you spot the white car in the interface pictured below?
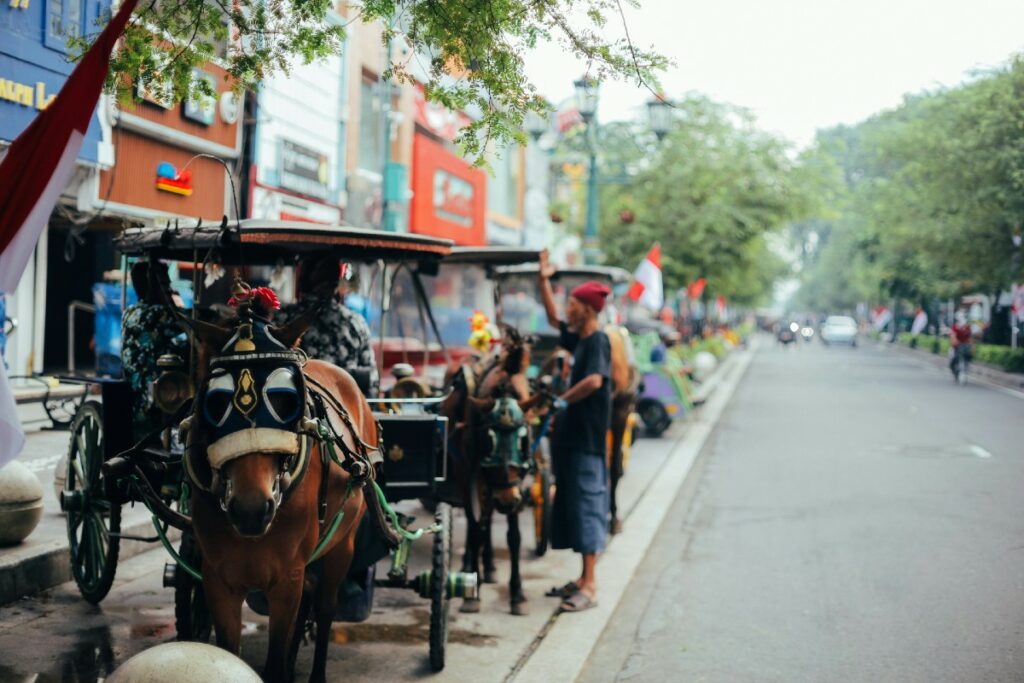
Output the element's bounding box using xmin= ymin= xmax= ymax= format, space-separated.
xmin=821 ymin=315 xmax=858 ymax=346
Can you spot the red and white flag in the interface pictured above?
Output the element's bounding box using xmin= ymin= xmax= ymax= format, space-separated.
xmin=627 ymin=243 xmax=663 ymax=311
xmin=0 ymin=0 xmax=137 ymax=466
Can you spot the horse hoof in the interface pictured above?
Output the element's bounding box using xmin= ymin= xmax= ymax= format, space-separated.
xmin=510 ymin=601 xmax=528 ymax=616
xmin=483 ymin=570 xmax=497 ymax=584
xmin=460 ymin=598 xmax=481 ymax=614
xmin=610 ymin=518 xmax=623 ymax=535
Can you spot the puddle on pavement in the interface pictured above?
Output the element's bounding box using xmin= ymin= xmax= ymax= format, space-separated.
xmin=331 ymin=609 xmax=497 ymax=647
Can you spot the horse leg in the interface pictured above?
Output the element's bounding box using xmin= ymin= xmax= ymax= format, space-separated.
xmin=608 ymin=405 xmax=628 ymax=535
xmin=507 ymin=511 xmax=527 ymax=615
xmin=263 ymin=565 xmax=305 ymax=683
xmin=309 ymin=536 xmax=357 ymax=683
xmin=459 ymin=471 xmax=482 ymax=613
xmin=481 ymin=495 xmax=497 ymax=584
xmin=287 ymin=587 xmax=314 ymax=679
xmin=203 ymin=572 xmax=245 ymax=655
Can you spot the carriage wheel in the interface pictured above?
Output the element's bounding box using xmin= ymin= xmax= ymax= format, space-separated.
xmin=174 ymin=532 xmax=212 ymax=642
xmin=429 ymin=502 xmax=453 ymax=672
xmin=533 ymin=460 xmax=553 ymax=557
xmin=64 ymin=401 xmax=121 ymax=604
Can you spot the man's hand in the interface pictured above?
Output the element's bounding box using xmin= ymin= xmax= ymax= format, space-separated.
xmin=539 ymin=248 xmax=556 ymax=280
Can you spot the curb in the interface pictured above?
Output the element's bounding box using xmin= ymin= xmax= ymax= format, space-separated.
xmin=0 ymin=513 xmax=180 ymax=606
xmin=511 ymin=341 xmax=758 ymax=683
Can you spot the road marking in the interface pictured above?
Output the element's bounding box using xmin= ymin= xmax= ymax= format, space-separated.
xmin=969 ymin=444 xmax=992 ymax=459
xmin=512 ymin=340 xmax=758 ymax=683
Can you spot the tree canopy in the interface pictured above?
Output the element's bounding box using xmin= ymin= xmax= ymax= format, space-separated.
xmin=575 ymin=95 xmax=817 ymax=306
xmin=794 ymin=56 xmax=1024 ymax=312
xmin=80 ymin=0 xmax=667 ymax=160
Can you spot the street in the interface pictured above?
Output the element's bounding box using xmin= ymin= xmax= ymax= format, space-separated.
xmin=2 ymin=339 xmax=1022 ymax=682
xmin=583 ymin=340 xmax=1024 ymax=683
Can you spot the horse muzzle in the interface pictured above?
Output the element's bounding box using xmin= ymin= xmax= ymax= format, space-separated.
xmin=226 ymin=492 xmax=278 ymax=538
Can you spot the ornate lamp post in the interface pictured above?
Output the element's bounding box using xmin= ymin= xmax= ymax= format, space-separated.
xmin=574 ymin=76 xmax=600 ymax=264
xmin=647 ymin=95 xmax=673 ymax=141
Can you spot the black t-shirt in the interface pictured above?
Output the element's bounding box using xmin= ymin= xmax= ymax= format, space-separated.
xmin=558 ymin=321 xmax=612 ymax=456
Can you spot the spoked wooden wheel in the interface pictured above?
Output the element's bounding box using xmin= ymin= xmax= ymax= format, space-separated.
xmin=63 ymin=401 xmax=121 ymax=604
xmin=532 ymin=444 xmax=553 ymax=557
xmin=174 ymin=532 xmax=212 ymax=642
xmin=429 ymin=502 xmax=453 ymax=672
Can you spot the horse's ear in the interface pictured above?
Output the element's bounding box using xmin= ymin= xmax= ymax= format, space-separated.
xmin=177 ymin=313 xmax=231 ymax=351
xmin=269 ymin=312 xmax=313 ymax=349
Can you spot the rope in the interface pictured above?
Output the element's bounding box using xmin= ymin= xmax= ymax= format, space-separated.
xmin=307 ymin=480 xmax=355 ymax=564
xmin=152 ymin=516 xmax=203 ymax=581
xmin=371 ymin=480 xmax=440 ymax=541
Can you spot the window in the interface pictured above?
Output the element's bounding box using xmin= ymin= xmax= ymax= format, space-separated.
xmin=358 ymin=76 xmax=384 ymax=174
xmin=487 ymin=144 xmax=521 ymax=219
xmin=46 ymin=0 xmax=84 ymax=52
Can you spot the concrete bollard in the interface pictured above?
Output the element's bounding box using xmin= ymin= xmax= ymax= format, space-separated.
xmin=105 ymin=642 xmax=261 ymax=682
xmin=0 ymin=460 xmax=45 ymax=546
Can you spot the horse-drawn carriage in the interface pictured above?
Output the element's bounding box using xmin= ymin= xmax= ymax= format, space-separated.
xmin=58 ymin=220 xmax=476 ymax=676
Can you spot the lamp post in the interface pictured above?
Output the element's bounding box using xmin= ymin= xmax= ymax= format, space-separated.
xmin=574 ymin=76 xmax=600 ymax=264
xmin=647 ymin=94 xmax=673 ymax=141
xmin=523 ymin=107 xmax=551 ymax=248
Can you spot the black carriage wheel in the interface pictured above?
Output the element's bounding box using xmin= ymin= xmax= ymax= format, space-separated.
xmin=429 ymin=502 xmax=453 ymax=672
xmin=65 ymin=401 xmax=121 ymax=604
xmin=175 ymin=532 xmax=213 ymax=642
xmin=638 ymin=399 xmax=670 ymax=438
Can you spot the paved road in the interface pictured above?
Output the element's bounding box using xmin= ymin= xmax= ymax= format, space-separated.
xmin=583 ymin=339 xmax=1024 ymax=683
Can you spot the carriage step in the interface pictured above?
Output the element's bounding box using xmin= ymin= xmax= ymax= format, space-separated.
xmin=409 ymin=571 xmax=479 ymax=600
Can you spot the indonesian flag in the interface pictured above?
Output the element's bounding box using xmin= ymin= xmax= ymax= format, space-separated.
xmin=627 ymin=243 xmax=663 ymax=311
xmin=687 ymin=277 xmax=707 ymax=301
xmin=0 ymin=0 xmax=137 ymax=467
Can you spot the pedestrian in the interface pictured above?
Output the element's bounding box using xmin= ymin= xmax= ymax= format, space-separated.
xmin=537 ymin=249 xmax=612 ymax=613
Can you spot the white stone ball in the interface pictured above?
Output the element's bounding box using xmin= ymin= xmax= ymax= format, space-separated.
xmin=693 ymin=351 xmax=718 ymax=382
xmin=0 ymin=460 xmax=44 ymax=546
xmin=53 ymin=453 xmax=68 ymax=506
xmin=106 ymin=643 xmax=261 ymax=683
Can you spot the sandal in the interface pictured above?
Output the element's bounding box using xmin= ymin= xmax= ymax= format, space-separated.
xmin=559 ymin=591 xmax=597 ymax=613
xmin=545 ymin=581 xmax=579 ymax=598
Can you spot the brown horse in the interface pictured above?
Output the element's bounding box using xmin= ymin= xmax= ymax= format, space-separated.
xmin=605 ymin=324 xmax=640 ymax=534
xmin=185 ymin=314 xmax=376 ymax=683
xmin=440 ymin=325 xmax=538 ymax=615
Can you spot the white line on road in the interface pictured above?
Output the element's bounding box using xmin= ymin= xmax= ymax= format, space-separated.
xmin=969 ymin=444 xmax=993 ymax=459
xmin=512 ymin=340 xmax=759 ymax=683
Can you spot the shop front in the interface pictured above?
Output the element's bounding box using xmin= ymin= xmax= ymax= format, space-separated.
xmin=1 ymin=0 xmax=110 ymax=376
xmin=409 ymin=133 xmax=486 ymax=245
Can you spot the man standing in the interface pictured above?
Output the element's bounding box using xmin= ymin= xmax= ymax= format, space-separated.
xmin=538 ymin=249 xmax=612 ymax=612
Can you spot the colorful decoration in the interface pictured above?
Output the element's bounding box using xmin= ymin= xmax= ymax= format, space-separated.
xmin=468 ymin=310 xmax=492 ymax=354
xmin=229 ymin=286 xmax=281 ymax=316
xmin=156 ymin=162 xmax=193 ymax=196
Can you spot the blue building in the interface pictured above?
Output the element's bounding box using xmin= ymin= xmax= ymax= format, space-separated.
xmin=1 ymin=0 xmax=111 ymax=376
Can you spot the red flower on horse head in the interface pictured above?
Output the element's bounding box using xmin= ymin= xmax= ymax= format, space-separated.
xmin=229 ymin=286 xmax=280 ymax=314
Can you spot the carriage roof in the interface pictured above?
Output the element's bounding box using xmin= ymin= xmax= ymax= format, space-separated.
xmin=441 ymin=246 xmax=541 ymax=267
xmin=113 ymin=220 xmax=454 ymax=265
xmin=493 ymin=263 xmax=632 ymax=284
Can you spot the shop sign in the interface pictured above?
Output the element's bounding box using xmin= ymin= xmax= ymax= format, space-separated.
xmin=280 ymin=139 xmax=329 ymax=200
xmin=182 ymin=68 xmax=217 ymax=125
xmin=433 ymin=170 xmax=474 ymax=226
xmin=0 ymin=76 xmax=56 ymax=110
xmin=155 ymin=161 xmax=193 ymax=196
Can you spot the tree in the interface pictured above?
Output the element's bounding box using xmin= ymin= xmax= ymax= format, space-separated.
xmin=78 ymin=0 xmax=668 ymax=160
xmin=595 ymin=95 xmax=815 ymax=306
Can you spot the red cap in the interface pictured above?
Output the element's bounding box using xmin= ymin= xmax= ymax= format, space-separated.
xmin=570 ymin=281 xmax=612 ymax=313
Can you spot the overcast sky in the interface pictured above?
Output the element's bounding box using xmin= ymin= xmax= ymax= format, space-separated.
xmin=522 ymin=0 xmax=1024 ymax=148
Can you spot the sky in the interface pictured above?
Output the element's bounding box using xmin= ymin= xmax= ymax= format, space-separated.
xmin=522 ymin=0 xmax=1024 ymax=148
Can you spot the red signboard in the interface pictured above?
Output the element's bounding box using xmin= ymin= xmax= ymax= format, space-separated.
xmin=410 ymin=133 xmax=486 ymax=245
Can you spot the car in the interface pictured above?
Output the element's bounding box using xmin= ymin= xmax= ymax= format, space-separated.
xmin=821 ymin=315 xmax=858 ymax=346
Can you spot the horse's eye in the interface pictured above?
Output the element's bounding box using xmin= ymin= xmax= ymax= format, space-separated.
xmin=264 ymin=367 xmax=300 ymax=423
xmin=204 ymin=371 xmax=235 ymax=427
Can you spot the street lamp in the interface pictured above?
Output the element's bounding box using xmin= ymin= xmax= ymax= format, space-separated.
xmin=574 ymin=77 xmax=601 ymax=264
xmin=524 ymin=108 xmax=549 ymax=142
xmin=647 ymin=95 xmax=673 ymax=141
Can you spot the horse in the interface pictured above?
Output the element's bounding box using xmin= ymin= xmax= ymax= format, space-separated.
xmin=605 ymin=324 xmax=640 ymax=534
xmin=440 ymin=325 xmax=539 ymax=615
xmin=182 ymin=306 xmax=380 ymax=683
